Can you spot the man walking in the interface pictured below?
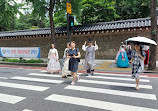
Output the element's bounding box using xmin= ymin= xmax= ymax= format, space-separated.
xmin=82 ymin=38 xmax=98 ymax=76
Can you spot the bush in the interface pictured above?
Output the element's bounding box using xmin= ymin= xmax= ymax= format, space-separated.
xmin=3 ymin=59 xmax=44 ymax=63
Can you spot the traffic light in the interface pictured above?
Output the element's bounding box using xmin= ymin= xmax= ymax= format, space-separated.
xmin=69 ymin=16 xmax=74 ymax=32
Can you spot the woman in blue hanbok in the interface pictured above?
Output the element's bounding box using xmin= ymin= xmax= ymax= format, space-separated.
xmin=117 ymin=45 xmax=129 ymax=68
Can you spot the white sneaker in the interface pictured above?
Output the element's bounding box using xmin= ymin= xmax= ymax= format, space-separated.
xmin=71 ymin=81 xmax=75 ymax=85
xmin=87 ymin=73 xmax=91 ymax=76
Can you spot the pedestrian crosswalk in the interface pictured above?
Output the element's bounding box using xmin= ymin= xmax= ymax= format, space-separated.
xmin=45 ymin=94 xmax=158 ymax=111
xmin=44 ymin=72 xmax=158 ymax=111
xmin=0 ymin=70 xmax=157 ymax=111
xmin=0 ymin=71 xmax=63 ymax=105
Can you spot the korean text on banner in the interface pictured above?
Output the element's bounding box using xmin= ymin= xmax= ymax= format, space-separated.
xmin=0 ymin=47 xmax=41 ymax=58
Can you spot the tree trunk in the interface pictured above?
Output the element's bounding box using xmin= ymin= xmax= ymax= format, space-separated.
xmin=49 ymin=0 xmax=56 ymax=44
xmin=148 ymin=0 xmax=157 ymax=70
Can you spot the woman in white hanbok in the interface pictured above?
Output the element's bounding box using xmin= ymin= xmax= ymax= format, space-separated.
xmin=47 ymin=44 xmax=61 ymax=74
xmin=62 ymin=43 xmax=71 ymax=77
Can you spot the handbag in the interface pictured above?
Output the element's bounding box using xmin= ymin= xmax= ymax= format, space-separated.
xmin=76 ymin=48 xmax=80 ymax=62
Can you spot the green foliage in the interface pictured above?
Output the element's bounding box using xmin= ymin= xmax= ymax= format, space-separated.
xmin=1 ymin=0 xmax=158 ymax=31
xmin=115 ymin=0 xmax=150 ymax=20
xmin=16 ymin=12 xmax=47 ymax=30
xmin=26 ymin=0 xmax=82 ymax=27
xmin=80 ymin=0 xmax=119 ymax=24
xmin=0 ymin=0 xmax=23 ymax=31
xmin=3 ymin=59 xmax=44 ymax=63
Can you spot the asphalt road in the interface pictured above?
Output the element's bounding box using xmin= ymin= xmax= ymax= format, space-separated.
xmin=0 ymin=67 xmax=158 ymax=111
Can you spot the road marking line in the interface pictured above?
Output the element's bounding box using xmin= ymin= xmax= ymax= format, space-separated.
xmin=0 ymin=93 xmax=25 ymax=104
xmin=28 ymin=73 xmax=61 ymax=78
xmin=78 ymin=79 xmax=152 ymax=89
xmin=40 ymin=70 xmax=47 ymax=73
xmin=87 ymin=75 xmax=150 ymax=82
xmin=45 ymin=94 xmax=158 ymax=111
xmin=23 ymin=109 xmax=34 ymax=111
xmin=78 ymin=73 xmax=148 ymax=78
xmin=0 ymin=81 xmax=49 ymax=91
xmin=65 ymin=85 xmax=157 ymax=100
xmin=0 ymin=77 xmax=8 ymax=79
xmin=11 ymin=76 xmax=63 ymax=84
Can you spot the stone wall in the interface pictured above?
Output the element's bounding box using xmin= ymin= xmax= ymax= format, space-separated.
xmin=0 ymin=28 xmax=155 ymax=59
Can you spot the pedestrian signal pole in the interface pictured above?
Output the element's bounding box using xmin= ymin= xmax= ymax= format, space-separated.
xmin=66 ymin=0 xmax=71 ymax=43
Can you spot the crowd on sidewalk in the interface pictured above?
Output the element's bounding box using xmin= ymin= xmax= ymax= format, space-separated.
xmin=46 ymin=37 xmax=149 ymax=90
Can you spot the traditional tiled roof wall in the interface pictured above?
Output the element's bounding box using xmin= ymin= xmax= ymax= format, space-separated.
xmin=0 ymin=17 xmax=155 ymax=38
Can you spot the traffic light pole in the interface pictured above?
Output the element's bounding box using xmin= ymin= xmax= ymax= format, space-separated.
xmin=67 ymin=0 xmax=71 ymax=43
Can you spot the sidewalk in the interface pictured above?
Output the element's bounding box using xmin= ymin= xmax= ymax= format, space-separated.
xmin=0 ymin=57 xmax=158 ymax=73
xmin=79 ymin=59 xmax=158 ymax=73
xmin=78 ymin=59 xmax=131 ymax=72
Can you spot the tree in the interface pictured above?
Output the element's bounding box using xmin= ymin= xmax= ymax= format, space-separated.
xmin=115 ymin=0 xmax=150 ymax=20
xmin=0 ymin=0 xmax=23 ymax=31
xmin=53 ymin=10 xmax=67 ymax=27
xmin=148 ymin=0 xmax=157 ymax=70
xmin=26 ymin=0 xmax=82 ymax=44
xmin=15 ymin=12 xmax=47 ymax=30
xmin=80 ymin=0 xmax=119 ymax=24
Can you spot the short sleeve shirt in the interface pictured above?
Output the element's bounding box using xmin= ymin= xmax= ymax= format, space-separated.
xmin=68 ymin=48 xmax=79 ymax=56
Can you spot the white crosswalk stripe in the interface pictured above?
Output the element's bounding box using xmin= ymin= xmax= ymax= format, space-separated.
xmin=78 ymin=72 xmax=148 ymax=78
xmin=0 ymin=81 xmax=49 ymax=91
xmin=78 ymin=79 xmax=152 ymax=89
xmin=0 ymin=77 xmax=8 ymax=79
xmin=0 ymin=93 xmax=26 ymax=104
xmin=23 ymin=109 xmax=34 ymax=111
xmin=11 ymin=76 xmax=64 ymax=84
xmin=87 ymin=75 xmax=150 ymax=82
xmin=65 ymin=85 xmax=157 ymax=100
xmin=28 ymin=73 xmax=61 ymax=78
xmin=40 ymin=70 xmax=47 ymax=73
xmin=45 ymin=94 xmax=158 ymax=111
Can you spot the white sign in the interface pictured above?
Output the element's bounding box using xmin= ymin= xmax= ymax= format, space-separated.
xmin=0 ymin=47 xmax=41 ymax=58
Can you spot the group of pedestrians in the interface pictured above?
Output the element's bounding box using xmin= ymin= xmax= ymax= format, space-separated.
xmin=46 ymin=38 xmax=98 ymax=85
xmin=115 ymin=42 xmax=149 ymax=90
xmin=46 ymin=38 xmax=149 ymax=90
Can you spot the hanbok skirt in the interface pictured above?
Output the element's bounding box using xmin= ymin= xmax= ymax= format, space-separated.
xmin=47 ymin=57 xmax=61 ymax=73
xmin=117 ymin=52 xmax=129 ymax=68
xmin=62 ymin=58 xmax=71 ymax=77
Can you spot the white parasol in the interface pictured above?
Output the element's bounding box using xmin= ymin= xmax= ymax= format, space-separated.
xmin=126 ymin=36 xmax=157 ymax=45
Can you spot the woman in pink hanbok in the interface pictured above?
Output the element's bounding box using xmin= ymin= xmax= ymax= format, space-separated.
xmin=47 ymin=44 xmax=61 ymax=74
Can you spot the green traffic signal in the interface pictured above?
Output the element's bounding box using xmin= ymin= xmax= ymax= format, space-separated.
xmin=71 ymin=22 xmax=74 ymax=26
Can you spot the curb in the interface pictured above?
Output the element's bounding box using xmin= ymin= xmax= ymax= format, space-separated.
xmin=0 ymin=62 xmax=47 ymax=67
